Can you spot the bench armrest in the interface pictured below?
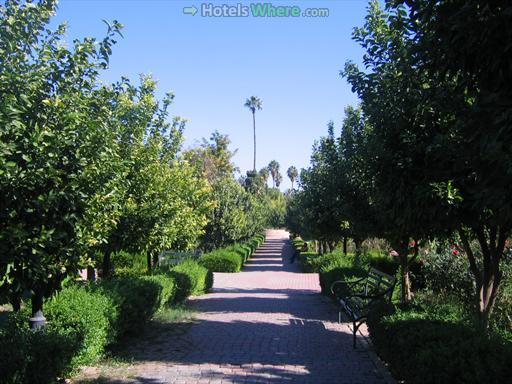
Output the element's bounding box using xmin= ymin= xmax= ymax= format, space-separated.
xmin=330 ymin=277 xmax=365 ymax=296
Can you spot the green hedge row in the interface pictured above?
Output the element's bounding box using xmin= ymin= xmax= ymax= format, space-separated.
xmin=198 ymin=233 xmax=265 ymax=273
xmin=0 ymin=259 xmax=211 ymax=384
xmin=367 ymin=298 xmax=512 ymax=384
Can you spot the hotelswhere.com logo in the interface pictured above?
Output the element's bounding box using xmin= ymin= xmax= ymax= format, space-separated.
xmin=183 ymin=3 xmax=330 ymax=18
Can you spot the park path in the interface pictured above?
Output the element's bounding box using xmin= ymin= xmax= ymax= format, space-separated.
xmin=79 ymin=230 xmax=392 ymax=384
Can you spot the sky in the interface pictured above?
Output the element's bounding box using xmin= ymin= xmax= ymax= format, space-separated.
xmin=52 ymin=0 xmax=368 ymax=190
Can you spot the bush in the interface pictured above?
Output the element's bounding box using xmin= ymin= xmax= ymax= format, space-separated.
xmin=199 ymin=251 xmax=242 ymax=273
xmin=198 ymin=234 xmax=265 ymax=274
xmin=0 ymin=314 xmax=78 ymax=384
xmin=170 ymin=260 xmax=213 ymax=302
xmin=45 ymin=285 xmax=114 ymax=366
xmin=367 ymin=299 xmax=512 ymax=384
xmin=92 ymin=276 xmax=161 ymax=338
xmin=141 ymin=274 xmax=177 ymax=311
xmin=318 ymin=253 xmax=365 ymax=295
xmin=422 ymin=249 xmax=475 ymax=305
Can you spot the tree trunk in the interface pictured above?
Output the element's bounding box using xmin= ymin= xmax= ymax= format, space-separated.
xmin=460 ymin=226 xmax=507 ymax=330
xmin=10 ymin=295 xmax=21 ymax=312
xmin=328 ymin=241 xmax=336 ymax=253
xmin=87 ymin=266 xmax=96 ymax=281
xmin=343 ymin=237 xmax=348 ymax=255
xmin=253 ymin=111 xmax=256 ymax=172
xmin=354 ymin=238 xmax=363 ymax=265
xmin=396 ymin=237 xmax=412 ymax=304
xmin=152 ymin=251 xmax=159 ymax=271
xmin=102 ymin=248 xmax=112 ymax=278
xmin=147 ymin=251 xmax=152 ymax=274
xmin=29 ymin=291 xmax=46 ymax=329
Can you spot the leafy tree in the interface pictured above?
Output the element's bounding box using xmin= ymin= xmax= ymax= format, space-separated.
xmin=184 ymin=130 xmax=238 ymax=183
xmin=244 ymin=96 xmax=262 ymax=172
xmin=103 ymin=76 xmax=212 ymax=274
xmin=268 ymin=160 xmax=281 ymax=189
xmin=0 ymin=0 xmax=124 ymax=321
xmin=287 ymin=166 xmax=298 ymax=190
xmin=397 ymin=0 xmax=512 ymax=326
xmin=259 ymin=167 xmax=269 ymax=187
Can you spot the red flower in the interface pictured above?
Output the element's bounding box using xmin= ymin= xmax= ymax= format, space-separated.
xmin=409 ymin=241 xmax=416 ymax=248
xmin=452 ymin=250 xmax=459 ymax=256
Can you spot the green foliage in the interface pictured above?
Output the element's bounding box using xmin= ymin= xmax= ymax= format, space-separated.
xmin=317 ymin=253 xmax=366 ymax=295
xmin=198 ymin=235 xmax=264 ymax=273
xmin=0 ymin=0 xmax=126 ymax=310
xmin=92 ymin=277 xmax=161 ymax=338
xmin=141 ymin=274 xmax=176 ymax=311
xmin=200 ymin=251 xmax=242 ymax=273
xmin=170 ymin=260 xmax=213 ymax=302
xmin=45 ymin=285 xmax=114 ymax=367
xmin=422 ymin=249 xmax=476 ymax=306
xmin=367 ymin=298 xmax=512 ymax=384
xmin=0 ymin=314 xmax=79 ymax=384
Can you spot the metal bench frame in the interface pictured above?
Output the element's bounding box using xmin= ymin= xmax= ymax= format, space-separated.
xmin=330 ymin=267 xmax=396 ymax=348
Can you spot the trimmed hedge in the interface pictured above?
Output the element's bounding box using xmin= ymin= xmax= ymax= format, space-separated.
xmin=45 ymin=285 xmax=115 ymax=366
xmin=199 ymin=250 xmax=242 ymax=272
xmin=0 ymin=314 xmax=79 ymax=384
xmin=367 ymin=301 xmax=512 ymax=384
xmin=198 ymin=233 xmax=265 ymax=273
xmin=170 ymin=259 xmax=213 ymax=302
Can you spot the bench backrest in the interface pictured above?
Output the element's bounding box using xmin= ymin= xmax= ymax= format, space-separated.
xmin=364 ymin=267 xmax=396 ymax=301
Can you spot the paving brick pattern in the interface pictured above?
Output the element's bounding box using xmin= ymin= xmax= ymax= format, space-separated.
xmin=79 ymin=230 xmax=391 ymax=384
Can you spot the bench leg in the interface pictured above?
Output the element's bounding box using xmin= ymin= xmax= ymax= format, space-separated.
xmin=353 ymin=320 xmax=357 ymax=348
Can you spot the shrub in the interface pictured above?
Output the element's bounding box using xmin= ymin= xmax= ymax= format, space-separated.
xmin=111 ymin=251 xmax=147 ymax=276
xmin=422 ymin=249 xmax=476 ymax=306
xmin=170 ymin=260 xmax=213 ymax=302
xmin=318 ymin=253 xmax=365 ymax=294
xmin=141 ymin=274 xmax=177 ymax=311
xmin=45 ymin=285 xmax=114 ymax=366
xmin=367 ymin=299 xmax=512 ymax=384
xmin=199 ymin=251 xmax=242 ymax=273
xmin=0 ymin=314 xmax=78 ymax=384
xmin=92 ymin=276 xmax=161 ymax=338
xmin=491 ymin=261 xmax=512 ymax=341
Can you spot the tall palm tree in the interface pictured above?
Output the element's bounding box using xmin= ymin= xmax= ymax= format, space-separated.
xmin=268 ymin=160 xmax=281 ymax=188
xmin=287 ymin=166 xmax=298 ymax=189
xmin=244 ymin=96 xmax=262 ymax=171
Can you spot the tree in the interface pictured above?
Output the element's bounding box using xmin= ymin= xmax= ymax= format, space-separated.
xmin=102 ymin=76 xmax=213 ymax=275
xmin=184 ymin=130 xmax=238 ymax=183
xmin=398 ymin=0 xmax=512 ymax=327
xmin=0 ymin=0 xmax=124 ymax=324
xmin=259 ymin=167 xmax=269 ymax=187
xmin=268 ymin=160 xmax=281 ymax=188
xmin=244 ymin=96 xmax=262 ymax=172
xmin=287 ymin=166 xmax=298 ymax=189
xmin=342 ymin=0 xmax=449 ymax=302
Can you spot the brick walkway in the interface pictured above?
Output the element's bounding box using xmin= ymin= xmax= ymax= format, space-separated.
xmin=78 ymin=230 xmax=392 ymax=384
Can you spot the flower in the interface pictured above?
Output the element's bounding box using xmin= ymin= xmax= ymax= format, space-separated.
xmin=409 ymin=241 xmax=416 ymax=248
xmin=452 ymin=250 xmax=459 ymax=256
xmin=389 ymin=250 xmax=399 ymax=257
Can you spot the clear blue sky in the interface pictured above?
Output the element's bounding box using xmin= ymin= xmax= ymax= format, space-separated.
xmin=53 ymin=0 xmax=368 ymax=190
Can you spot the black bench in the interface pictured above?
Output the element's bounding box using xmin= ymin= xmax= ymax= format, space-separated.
xmin=330 ymin=267 xmax=396 ymax=348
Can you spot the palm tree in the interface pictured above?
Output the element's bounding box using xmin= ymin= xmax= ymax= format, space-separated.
xmin=287 ymin=166 xmax=298 ymax=189
xmin=268 ymin=160 xmax=281 ymax=188
xmin=259 ymin=167 xmax=269 ymax=186
xmin=244 ymin=96 xmax=263 ymax=171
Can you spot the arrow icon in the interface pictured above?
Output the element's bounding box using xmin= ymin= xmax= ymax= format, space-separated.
xmin=183 ymin=5 xmax=198 ymax=16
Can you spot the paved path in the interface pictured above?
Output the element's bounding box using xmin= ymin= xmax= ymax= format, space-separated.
xmin=79 ymin=230 xmax=391 ymax=384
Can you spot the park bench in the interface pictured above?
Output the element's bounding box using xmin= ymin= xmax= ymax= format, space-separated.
xmin=330 ymin=267 xmax=396 ymax=348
